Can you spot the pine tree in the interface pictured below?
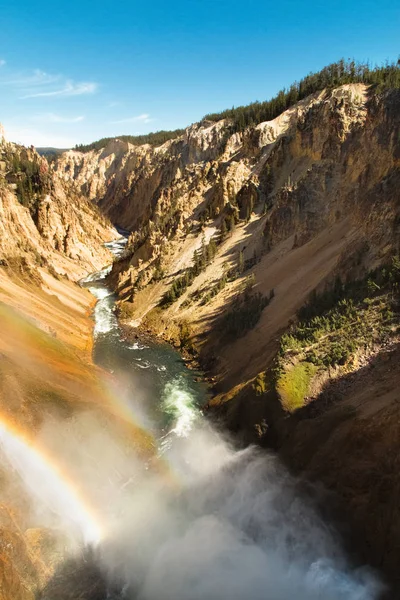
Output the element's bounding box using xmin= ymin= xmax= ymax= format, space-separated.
xmin=239 ymin=250 xmax=245 ymax=274
xmin=207 ymin=239 xmax=217 ymax=262
xmin=184 ymin=271 xmax=191 ymax=287
xmin=200 ymin=234 xmax=207 ymax=266
xmin=221 ymin=219 xmax=227 ymax=237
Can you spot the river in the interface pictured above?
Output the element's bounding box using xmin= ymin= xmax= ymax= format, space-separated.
xmin=75 ymin=235 xmax=382 ymax=600
xmin=83 ymin=235 xmax=207 ymax=447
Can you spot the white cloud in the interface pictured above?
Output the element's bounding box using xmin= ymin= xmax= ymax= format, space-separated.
xmin=0 ymin=67 xmax=98 ymax=100
xmin=21 ymin=80 xmax=97 ymax=99
xmin=110 ymin=113 xmax=154 ymax=125
xmin=0 ymin=69 xmax=60 ymax=87
xmin=32 ymin=112 xmax=85 ymax=124
xmin=0 ymin=59 xmax=6 ymax=67
xmin=50 ymin=113 xmax=85 ymax=123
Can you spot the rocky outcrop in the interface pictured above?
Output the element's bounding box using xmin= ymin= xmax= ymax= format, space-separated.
xmin=55 ymin=118 xmax=241 ymax=231
xmin=0 ymin=142 xmax=116 ymax=282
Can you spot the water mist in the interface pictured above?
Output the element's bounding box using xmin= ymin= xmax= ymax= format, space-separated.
xmin=0 ymin=240 xmax=385 ymax=600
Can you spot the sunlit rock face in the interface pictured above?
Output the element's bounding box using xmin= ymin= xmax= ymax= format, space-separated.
xmin=0 ymin=140 xmax=115 ymax=282
xmin=55 ymin=85 xmax=400 ymax=313
xmin=55 ymin=84 xmax=397 ymax=242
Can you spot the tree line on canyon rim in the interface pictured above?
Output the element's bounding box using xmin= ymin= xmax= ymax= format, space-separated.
xmin=0 ymin=144 xmax=51 ymax=211
xmin=74 ymin=58 xmax=400 ymax=153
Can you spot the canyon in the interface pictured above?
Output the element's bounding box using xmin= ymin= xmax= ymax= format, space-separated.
xmin=55 ymin=81 xmax=400 ymax=588
xmin=0 ymin=74 xmax=400 ymax=598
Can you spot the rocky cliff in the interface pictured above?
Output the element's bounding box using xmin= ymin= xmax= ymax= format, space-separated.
xmin=56 ymin=83 xmax=400 ymax=362
xmin=55 ymin=82 xmax=400 ymax=587
xmin=0 ymin=141 xmax=116 ymax=282
xmin=0 ymin=141 xmax=122 ymax=599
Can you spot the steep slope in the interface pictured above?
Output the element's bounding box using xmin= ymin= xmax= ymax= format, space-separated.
xmin=0 ymin=140 xmax=139 ymax=599
xmin=0 ymin=286 xmax=160 ymax=600
xmin=57 ymin=83 xmax=400 ymax=376
xmin=0 ymin=141 xmax=115 ymax=282
xmin=54 ymin=82 xmax=400 ymax=585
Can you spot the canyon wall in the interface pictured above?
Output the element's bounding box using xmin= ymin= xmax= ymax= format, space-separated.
xmin=55 ymin=82 xmax=400 ymax=586
xmin=56 ymin=83 xmax=400 ymax=372
xmin=0 ymin=140 xmax=122 ymax=599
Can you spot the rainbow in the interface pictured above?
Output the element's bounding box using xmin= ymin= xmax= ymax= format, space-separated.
xmin=0 ymin=415 xmax=103 ymax=545
xmin=0 ymin=377 xmax=187 ymax=550
xmin=99 ymin=374 xmax=179 ymax=477
xmin=99 ymin=375 xmax=193 ymax=489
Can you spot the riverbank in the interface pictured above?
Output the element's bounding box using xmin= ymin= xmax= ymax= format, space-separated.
xmin=119 ymin=320 xmax=210 ymax=382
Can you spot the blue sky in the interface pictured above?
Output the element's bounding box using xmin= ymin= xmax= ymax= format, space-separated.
xmin=0 ymin=0 xmax=399 ymax=148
